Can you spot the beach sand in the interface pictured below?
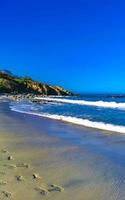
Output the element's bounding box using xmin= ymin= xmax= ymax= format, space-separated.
xmin=1 ymin=100 xmax=125 ymax=200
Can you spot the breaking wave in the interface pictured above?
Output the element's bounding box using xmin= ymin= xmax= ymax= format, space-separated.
xmin=34 ymin=97 xmax=125 ymax=109
xmin=10 ymin=105 xmax=125 ymax=134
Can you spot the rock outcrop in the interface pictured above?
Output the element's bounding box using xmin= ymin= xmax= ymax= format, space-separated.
xmin=0 ymin=71 xmax=73 ymax=96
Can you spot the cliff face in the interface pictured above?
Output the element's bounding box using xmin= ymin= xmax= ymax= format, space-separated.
xmin=0 ymin=71 xmax=73 ymax=96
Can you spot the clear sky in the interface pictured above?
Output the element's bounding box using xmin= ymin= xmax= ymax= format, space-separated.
xmin=0 ymin=0 xmax=125 ymax=93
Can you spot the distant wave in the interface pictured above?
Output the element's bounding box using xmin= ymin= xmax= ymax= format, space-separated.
xmin=10 ymin=106 xmax=125 ymax=134
xmin=35 ymin=97 xmax=125 ymax=109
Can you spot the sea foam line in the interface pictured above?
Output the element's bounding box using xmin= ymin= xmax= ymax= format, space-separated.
xmin=34 ymin=97 xmax=125 ymax=109
xmin=10 ymin=106 xmax=125 ymax=134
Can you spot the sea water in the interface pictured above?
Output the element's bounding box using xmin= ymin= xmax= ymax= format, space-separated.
xmin=10 ymin=95 xmax=125 ymax=133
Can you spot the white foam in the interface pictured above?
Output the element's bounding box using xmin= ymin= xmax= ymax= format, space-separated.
xmin=34 ymin=97 xmax=125 ymax=109
xmin=10 ymin=106 xmax=125 ymax=134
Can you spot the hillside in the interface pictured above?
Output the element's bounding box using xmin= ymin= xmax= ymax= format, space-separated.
xmin=0 ymin=70 xmax=73 ymax=96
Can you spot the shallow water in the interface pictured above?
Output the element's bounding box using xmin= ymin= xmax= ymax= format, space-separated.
xmin=1 ymin=101 xmax=125 ymax=199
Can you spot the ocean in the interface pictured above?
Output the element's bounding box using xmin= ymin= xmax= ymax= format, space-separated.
xmin=10 ymin=95 xmax=125 ymax=134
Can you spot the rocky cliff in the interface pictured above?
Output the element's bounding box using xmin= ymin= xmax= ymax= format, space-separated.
xmin=0 ymin=71 xmax=73 ymax=96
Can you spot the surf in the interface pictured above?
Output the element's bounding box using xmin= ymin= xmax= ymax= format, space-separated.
xmin=34 ymin=97 xmax=125 ymax=109
xmin=10 ymin=105 xmax=125 ymax=134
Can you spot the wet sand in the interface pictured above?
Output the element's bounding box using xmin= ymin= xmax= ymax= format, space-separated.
xmin=1 ymin=100 xmax=125 ymax=199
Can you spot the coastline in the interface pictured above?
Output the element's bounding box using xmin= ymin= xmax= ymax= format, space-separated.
xmin=1 ymin=100 xmax=125 ymax=199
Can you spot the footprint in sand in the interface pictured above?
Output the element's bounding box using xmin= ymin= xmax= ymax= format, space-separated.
xmin=7 ymin=156 xmax=14 ymax=161
xmin=3 ymin=164 xmax=17 ymax=169
xmin=16 ymin=163 xmax=30 ymax=168
xmin=16 ymin=175 xmax=25 ymax=182
xmin=4 ymin=163 xmax=30 ymax=169
xmin=32 ymin=173 xmax=41 ymax=180
xmin=2 ymin=191 xmax=12 ymax=198
xmin=35 ymin=187 xmax=49 ymax=196
xmin=48 ymin=184 xmax=64 ymax=192
xmin=1 ymin=149 xmax=9 ymax=154
xmin=0 ymin=181 xmax=7 ymax=186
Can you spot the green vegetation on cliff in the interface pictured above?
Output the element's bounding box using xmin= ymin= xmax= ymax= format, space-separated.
xmin=0 ymin=70 xmax=73 ymax=96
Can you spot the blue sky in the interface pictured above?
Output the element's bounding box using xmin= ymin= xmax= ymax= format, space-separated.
xmin=0 ymin=0 xmax=125 ymax=93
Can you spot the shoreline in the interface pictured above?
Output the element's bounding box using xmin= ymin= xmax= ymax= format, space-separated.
xmin=1 ymin=100 xmax=125 ymax=199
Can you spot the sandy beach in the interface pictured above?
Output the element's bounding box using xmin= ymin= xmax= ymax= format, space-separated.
xmin=1 ymin=100 xmax=125 ymax=200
